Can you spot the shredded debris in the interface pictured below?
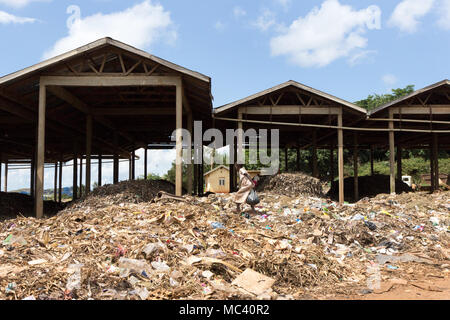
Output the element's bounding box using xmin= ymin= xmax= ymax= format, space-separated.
xmin=0 ymin=174 xmax=448 ymax=300
xmin=256 ymin=173 xmax=325 ymax=198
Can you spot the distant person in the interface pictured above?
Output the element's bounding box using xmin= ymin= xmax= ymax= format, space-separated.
xmin=234 ymin=163 xmax=257 ymax=215
xmin=252 ymin=174 xmax=261 ymax=187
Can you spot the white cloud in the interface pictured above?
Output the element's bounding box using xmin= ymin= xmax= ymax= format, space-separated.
xmin=253 ymin=8 xmax=277 ymax=32
xmin=270 ymin=0 xmax=381 ymax=68
xmin=348 ymin=49 xmax=376 ymax=66
xmin=388 ymin=0 xmax=434 ymax=33
xmin=0 ymin=10 xmax=35 ymax=24
xmin=0 ymin=0 xmax=50 ymax=8
xmin=233 ymin=6 xmax=246 ymax=18
xmin=382 ymin=74 xmax=398 ymax=86
xmin=43 ymin=1 xmax=176 ymax=59
xmin=274 ymin=0 xmax=292 ymax=10
xmin=437 ymin=0 xmax=450 ymax=30
xmin=214 ymin=20 xmax=226 ymax=31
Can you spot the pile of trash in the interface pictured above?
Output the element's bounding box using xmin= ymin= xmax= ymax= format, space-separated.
xmin=256 ymin=173 xmax=325 ymax=198
xmin=327 ymin=175 xmax=413 ymax=202
xmin=65 ymin=180 xmax=176 ymax=212
xmin=0 ymin=192 xmax=64 ymax=221
xmin=1 ymin=185 xmax=448 ymax=300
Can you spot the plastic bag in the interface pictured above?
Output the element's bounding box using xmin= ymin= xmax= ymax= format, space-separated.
xmin=246 ymin=189 xmax=260 ymax=205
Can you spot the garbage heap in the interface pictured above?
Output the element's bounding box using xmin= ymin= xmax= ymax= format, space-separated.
xmin=0 ymin=192 xmax=64 ymax=221
xmin=0 ymin=189 xmax=448 ymax=300
xmin=67 ymin=179 xmax=176 ymax=211
xmin=256 ymin=173 xmax=325 ymax=198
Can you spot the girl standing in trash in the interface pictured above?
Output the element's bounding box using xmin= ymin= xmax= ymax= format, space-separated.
xmin=234 ymin=163 xmax=257 ymax=215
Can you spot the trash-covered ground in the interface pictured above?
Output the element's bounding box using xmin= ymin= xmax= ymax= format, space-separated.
xmin=0 ymin=182 xmax=448 ymax=300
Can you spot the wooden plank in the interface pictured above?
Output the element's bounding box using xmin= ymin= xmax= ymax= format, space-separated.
xmin=91 ymin=108 xmax=175 ymax=116
xmin=85 ymin=114 xmax=92 ymax=194
xmin=41 ymin=76 xmax=182 ymax=87
xmin=35 ymin=84 xmax=46 ymax=218
xmin=389 ymin=109 xmax=396 ymax=194
xmin=243 ymin=106 xmax=340 ymax=115
xmin=338 ymin=109 xmax=344 ymax=204
xmin=391 ymin=106 xmax=450 ymax=114
xmin=175 ymin=84 xmax=183 ymax=196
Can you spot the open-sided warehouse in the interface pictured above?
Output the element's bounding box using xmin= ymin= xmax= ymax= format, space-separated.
xmin=0 ymin=38 xmax=212 ymax=218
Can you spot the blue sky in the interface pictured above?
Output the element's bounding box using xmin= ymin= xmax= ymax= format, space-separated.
xmin=0 ymin=0 xmax=449 ymax=190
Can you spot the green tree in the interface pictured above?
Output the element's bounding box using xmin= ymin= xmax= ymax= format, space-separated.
xmin=355 ymin=85 xmax=415 ymax=111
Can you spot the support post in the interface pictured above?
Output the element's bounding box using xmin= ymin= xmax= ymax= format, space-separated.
xmin=35 ymin=83 xmax=46 ymax=218
xmin=353 ymin=133 xmax=359 ymax=202
xmin=338 ymin=109 xmax=344 ymax=204
xmin=296 ymin=147 xmax=300 ymax=172
xmin=73 ymin=147 xmax=78 ymax=201
xmin=284 ymin=147 xmax=288 ymax=172
xmin=31 ymin=149 xmax=35 ymax=198
xmin=175 ymin=83 xmax=183 ymax=196
xmin=187 ymin=111 xmax=193 ymax=195
xmin=79 ymin=157 xmax=83 ymax=198
xmin=129 ymin=155 xmax=132 ymax=180
xmin=312 ymin=130 xmax=318 ymax=178
xmin=113 ymin=132 xmax=119 ymax=184
xmin=98 ymin=153 xmax=102 ymax=187
xmin=58 ymin=159 xmax=62 ymax=203
xmin=397 ymin=145 xmax=402 ymax=181
xmin=432 ymin=134 xmax=439 ymax=191
xmin=144 ymin=147 xmax=148 ymax=180
xmin=54 ymin=162 xmax=57 ymax=201
xmin=330 ymin=147 xmax=335 ymax=182
xmin=237 ymin=109 xmax=243 ymax=164
xmin=86 ymin=114 xmax=92 ymax=194
xmin=132 ymin=149 xmax=136 ymax=180
xmin=370 ymin=146 xmax=374 ymax=176
xmin=4 ymin=161 xmax=7 ymax=193
xmin=389 ymin=109 xmax=396 ymax=194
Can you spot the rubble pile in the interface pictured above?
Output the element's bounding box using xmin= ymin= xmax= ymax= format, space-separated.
xmin=0 ymin=186 xmax=448 ymax=300
xmin=0 ymin=192 xmax=63 ymax=221
xmin=327 ymin=175 xmax=413 ymax=202
xmin=256 ymin=173 xmax=325 ymax=198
